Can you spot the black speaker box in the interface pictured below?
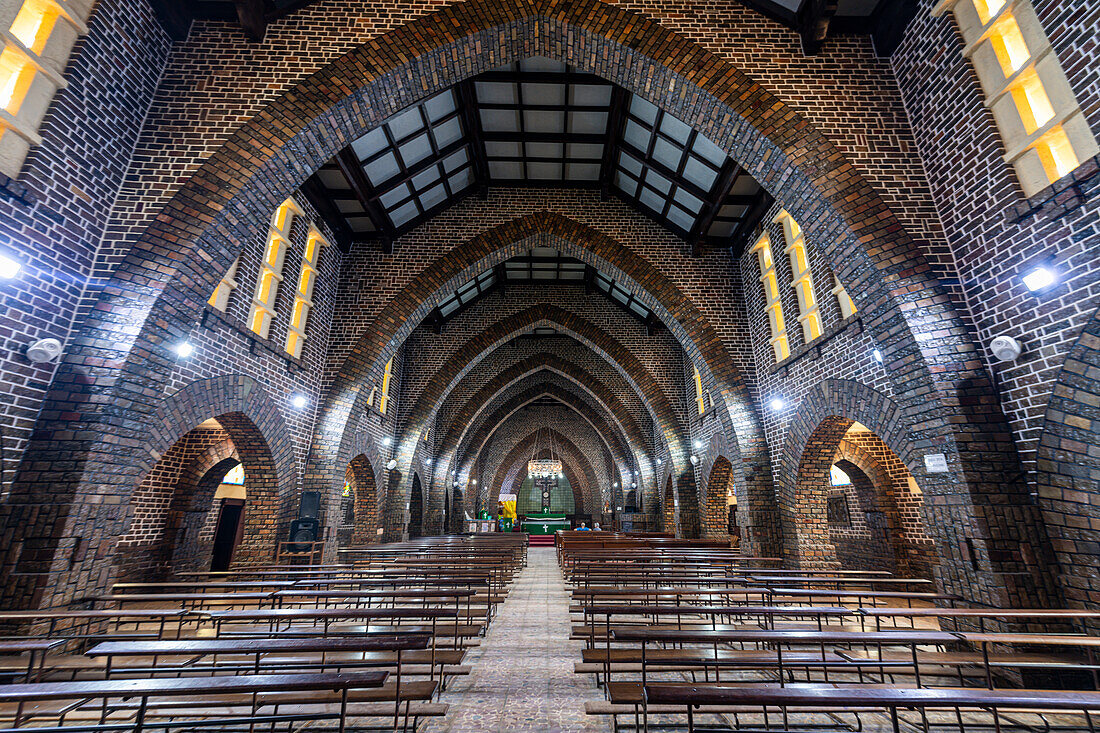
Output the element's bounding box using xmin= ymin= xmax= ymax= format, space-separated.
xmin=288 ymin=518 xmax=320 ymax=551
xmin=299 ymin=491 xmax=321 ymax=519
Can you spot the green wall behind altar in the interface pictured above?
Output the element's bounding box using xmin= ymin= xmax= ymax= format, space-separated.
xmin=517 ymin=474 xmax=575 ymax=516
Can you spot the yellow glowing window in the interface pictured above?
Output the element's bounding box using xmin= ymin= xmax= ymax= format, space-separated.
xmin=284 ymin=228 xmax=327 ymax=358
xmin=250 ymin=309 xmax=269 ymax=334
xmin=1009 ymin=68 xmax=1055 ymax=133
xmin=0 ymin=48 xmax=34 ymax=113
xmin=1034 ymin=126 xmax=1079 ymax=182
xmin=693 ymin=365 xmax=705 ymax=415
xmin=10 ymin=0 xmax=60 ymax=54
xmin=776 ymin=210 xmax=822 ymax=345
xmin=257 ymin=270 xmax=276 ymax=303
xmin=938 ymin=0 xmax=1098 ymax=195
xmin=988 ymin=14 xmax=1030 ymax=75
xmin=291 ymin=300 xmax=309 ymax=329
xmin=971 ymin=0 xmax=1005 ymax=23
xmin=753 ymin=232 xmax=789 ymax=363
xmin=378 ymin=358 xmax=393 ymax=414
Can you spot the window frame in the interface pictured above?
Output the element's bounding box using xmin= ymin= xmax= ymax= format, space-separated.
xmin=933 ymin=0 xmax=1098 ymax=196
xmin=249 ymin=198 xmax=302 ymax=340
xmin=751 ymin=232 xmax=790 ymax=363
xmin=775 ymin=210 xmax=823 ymax=345
xmin=284 ymin=228 xmax=329 ymax=359
xmin=0 ymin=0 xmax=92 ymax=178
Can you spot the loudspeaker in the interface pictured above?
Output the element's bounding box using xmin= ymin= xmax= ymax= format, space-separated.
xmin=299 ymin=491 xmax=321 ymax=519
xmin=288 ymin=518 xmax=320 ymax=552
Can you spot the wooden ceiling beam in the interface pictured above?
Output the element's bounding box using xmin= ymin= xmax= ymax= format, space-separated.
xmin=335 ymin=148 xmax=395 ymax=252
xmin=299 ymin=175 xmax=353 ymax=253
xmin=599 ymin=86 xmax=629 ymax=201
xmin=234 ymin=0 xmax=268 ymax=42
xmin=455 ymin=79 xmax=491 ymax=198
xmin=690 ymin=158 xmax=742 ymax=257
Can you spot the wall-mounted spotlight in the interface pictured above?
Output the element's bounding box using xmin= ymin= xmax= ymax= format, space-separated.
xmin=471 ymin=479 xmax=478 ymax=485
xmin=655 ymin=458 xmax=663 ymax=466
xmin=689 ymin=455 xmax=699 ymax=465
xmin=174 ymin=341 xmax=194 ymax=359
xmin=872 ymin=348 xmax=883 ymax=364
xmin=769 ymin=398 xmax=785 ymax=411
xmin=290 ymin=394 xmax=308 ymax=409
xmin=386 ymin=459 xmax=398 ymax=470
xmin=692 ymin=440 xmax=703 ymax=450
xmin=0 ymin=254 xmax=21 ymax=280
xmin=1022 ymin=265 xmax=1056 ymax=293
xmin=382 ymin=437 xmax=392 ymax=447
xmin=631 ymin=481 xmax=637 ymax=488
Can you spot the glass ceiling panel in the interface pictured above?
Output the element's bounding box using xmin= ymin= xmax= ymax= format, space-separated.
xmin=311 ymin=58 xmax=768 ymax=246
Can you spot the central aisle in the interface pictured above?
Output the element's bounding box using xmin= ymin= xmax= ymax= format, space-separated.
xmin=424 ymin=546 xmax=608 ymax=732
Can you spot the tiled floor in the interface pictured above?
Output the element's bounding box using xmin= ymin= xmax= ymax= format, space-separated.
xmin=423 ymin=547 xmax=609 ymax=732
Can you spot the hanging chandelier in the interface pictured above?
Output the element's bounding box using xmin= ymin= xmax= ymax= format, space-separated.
xmin=528 ymin=458 xmax=563 ymax=477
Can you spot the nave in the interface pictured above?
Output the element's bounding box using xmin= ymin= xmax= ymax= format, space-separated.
xmin=2 ymin=534 xmax=1100 ymax=732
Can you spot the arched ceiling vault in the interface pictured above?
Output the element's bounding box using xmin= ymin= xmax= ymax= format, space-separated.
xmin=432 ymin=352 xmax=650 ymax=470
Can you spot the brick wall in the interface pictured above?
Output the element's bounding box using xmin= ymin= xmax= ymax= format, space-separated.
xmin=0 ymin=0 xmax=170 ymax=494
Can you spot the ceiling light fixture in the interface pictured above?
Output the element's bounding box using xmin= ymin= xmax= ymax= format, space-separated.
xmin=174 ymin=341 xmax=194 ymax=359
xmin=0 ymin=255 xmax=21 ymax=279
xmin=1022 ymin=266 xmax=1056 ymax=292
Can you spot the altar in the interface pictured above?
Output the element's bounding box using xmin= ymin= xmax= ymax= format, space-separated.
xmin=522 ymin=512 xmax=569 ymax=535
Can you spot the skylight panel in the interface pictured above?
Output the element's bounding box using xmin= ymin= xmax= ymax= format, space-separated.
xmin=335 ymin=199 xmax=365 ymax=214
xmin=619 ymin=152 xmax=643 ymax=178
xmin=682 ymin=157 xmax=718 ymax=191
xmin=411 ymin=167 xmax=440 ymax=191
xmin=568 ymin=111 xmax=608 ymax=134
xmin=389 ymin=200 xmax=419 ymax=227
xmin=659 ymin=113 xmax=691 ymax=144
xmin=667 ymin=205 xmax=695 ymax=232
xmin=364 ymin=151 xmax=400 ymax=186
xmin=526 ymin=142 xmax=563 ymax=159
xmin=379 ymin=183 xmax=411 ymax=209
xmin=388 ymin=107 xmax=425 ymax=141
xmin=442 ymin=149 xmax=469 ymax=173
xmin=638 ymin=187 xmax=665 ymax=214
xmin=644 ymin=170 xmax=672 ymax=195
xmin=486 ymin=141 xmax=521 ymax=157
xmin=624 ymin=119 xmax=651 ymax=151
xmin=674 ymin=188 xmax=704 ymax=214
xmin=567 ymin=143 xmax=603 ymax=158
xmin=524 ymin=110 xmax=564 ymax=133
xmin=399 ymin=134 xmax=432 ymax=167
xmin=440 ymin=299 xmax=460 ymax=316
xmin=489 ymin=161 xmax=524 ymax=178
xmin=432 ymin=117 xmax=462 ymax=148
xmin=708 ymin=220 xmax=735 ymax=237
xmin=630 ymin=300 xmax=650 ymax=317
xmin=449 ymin=169 xmax=473 ymax=192
xmin=419 ymin=183 xmax=447 ymax=210
xmin=520 ymin=57 xmax=566 ymax=72
xmin=423 ymin=90 xmax=456 ymax=122
xmin=691 ymin=133 xmax=725 ymax=165
xmin=630 ymin=96 xmax=658 ymax=125
xmin=317 ymin=169 xmax=349 ymax=190
xmin=652 ymin=137 xmax=684 ymax=172
xmin=571 ymin=84 xmax=612 ymax=106
xmin=566 ymin=163 xmax=600 ymax=180
xmin=522 ymin=83 xmax=565 ymax=105
xmin=476 ymin=81 xmax=517 ymax=104
xmin=352 ymin=128 xmax=388 ymax=161
xmin=528 ymin=162 xmax=563 ymax=179
xmin=614 ymin=171 xmax=639 ymax=197
xmin=480 ymin=109 xmax=521 ymax=131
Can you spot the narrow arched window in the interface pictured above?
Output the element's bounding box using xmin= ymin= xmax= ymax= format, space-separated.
xmin=752 ymin=232 xmax=789 ymax=362
xmin=0 ymin=0 xmax=93 ymax=178
xmin=692 ymin=365 xmax=706 ymax=415
xmin=775 ymin=211 xmax=822 ymax=345
xmin=934 ymin=0 xmax=1098 ymax=195
xmin=285 ymin=228 xmax=329 ymax=359
xmin=249 ymin=198 xmax=301 ymax=339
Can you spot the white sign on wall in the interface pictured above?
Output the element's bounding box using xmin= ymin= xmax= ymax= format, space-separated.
xmin=923 ymin=453 xmax=949 ymax=473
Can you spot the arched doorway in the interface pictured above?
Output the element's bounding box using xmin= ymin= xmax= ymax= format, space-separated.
xmin=797 ymin=419 xmax=936 ymax=577
xmin=662 ymin=475 xmax=676 ymax=536
xmin=116 ymin=413 xmax=281 ymax=580
xmin=702 ymin=456 xmax=737 ymax=543
xmin=345 ymin=455 xmax=380 ymax=546
xmin=408 ymin=473 xmax=424 ymax=539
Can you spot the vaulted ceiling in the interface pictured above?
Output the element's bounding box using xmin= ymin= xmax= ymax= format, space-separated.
xmin=302 ymin=58 xmax=773 ymax=254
